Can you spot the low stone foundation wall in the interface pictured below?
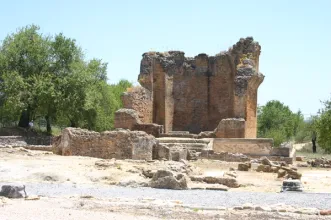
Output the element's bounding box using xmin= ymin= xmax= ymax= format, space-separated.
xmin=0 ymin=136 xmax=26 ymax=147
xmin=24 ymin=145 xmax=53 ymax=151
xmin=213 ymin=138 xmax=273 ymax=156
xmin=114 ymin=108 xmax=163 ymax=137
xmin=199 ymin=150 xmax=251 ymax=162
xmin=0 ymin=136 xmax=52 ymax=147
xmin=214 ymin=118 xmax=246 ymax=138
xmin=134 ymin=123 xmax=163 ymax=137
xmin=52 ymin=128 xmax=156 ymax=160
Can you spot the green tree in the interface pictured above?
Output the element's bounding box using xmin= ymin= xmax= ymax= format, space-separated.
xmin=0 ymin=25 xmax=132 ymax=133
xmin=0 ymin=25 xmax=50 ymax=127
xmin=257 ymin=100 xmax=304 ymax=146
xmin=315 ymin=98 xmax=331 ymax=152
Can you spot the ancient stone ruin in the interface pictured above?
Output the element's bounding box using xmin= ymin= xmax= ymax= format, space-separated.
xmin=53 ymin=37 xmax=295 ymax=164
xmin=53 ymin=128 xmax=156 ymax=160
xmin=116 ymin=37 xmax=264 ymax=138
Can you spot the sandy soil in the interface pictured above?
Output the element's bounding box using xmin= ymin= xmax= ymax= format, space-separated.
xmin=1 ymin=194 xmax=331 ymax=220
xmin=2 ymin=147 xmax=331 ymax=219
xmin=2 ymin=147 xmax=331 ymax=193
xmin=192 ymin=159 xmax=331 ymax=193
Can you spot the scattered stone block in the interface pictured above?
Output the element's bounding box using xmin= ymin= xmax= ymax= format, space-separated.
xmin=277 ymin=169 xmax=286 ymax=178
xmin=150 ymin=170 xmax=188 ymax=190
xmin=296 ymin=156 xmax=305 ymax=161
xmin=256 ymin=164 xmax=272 ymax=172
xmin=238 ymin=163 xmax=250 ymax=171
xmin=261 ymin=156 xmax=275 ymax=166
xmin=142 ymin=169 xmax=156 ymax=178
xmin=320 ymin=210 xmax=331 ymax=215
xmin=0 ymin=185 xmax=27 ymax=198
xmin=190 ymin=175 xmax=239 ymax=188
xmin=282 ymin=167 xmax=302 ymax=179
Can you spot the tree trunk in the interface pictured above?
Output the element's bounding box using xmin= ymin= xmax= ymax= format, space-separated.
xmin=18 ymin=109 xmax=30 ymax=128
xmin=70 ymin=119 xmax=77 ymax=127
xmin=45 ymin=115 xmax=51 ymax=134
xmin=312 ymin=139 xmax=317 ymax=153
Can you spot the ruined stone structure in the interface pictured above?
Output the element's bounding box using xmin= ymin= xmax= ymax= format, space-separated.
xmin=51 ymin=37 xmax=295 ymax=164
xmin=116 ymin=37 xmax=264 ymax=138
xmin=114 ymin=108 xmax=163 ymax=137
xmin=52 ymin=128 xmax=156 ymax=160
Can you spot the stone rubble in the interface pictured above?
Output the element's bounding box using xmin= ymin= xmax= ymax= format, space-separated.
xmin=307 ymin=158 xmax=331 ymax=168
xmin=0 ymin=185 xmax=27 ymax=198
xmin=150 ymin=170 xmax=188 ymax=190
xmin=237 ymin=156 xmax=302 ymax=180
xmin=190 ymin=175 xmax=239 ymax=188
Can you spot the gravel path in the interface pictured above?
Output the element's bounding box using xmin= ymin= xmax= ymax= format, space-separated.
xmin=3 ymin=182 xmax=331 ymax=209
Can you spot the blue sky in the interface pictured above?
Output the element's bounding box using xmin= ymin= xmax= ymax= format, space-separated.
xmin=1 ymin=0 xmax=330 ymax=116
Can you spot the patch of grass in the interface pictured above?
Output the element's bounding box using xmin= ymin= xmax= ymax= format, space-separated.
xmin=297 ymin=151 xmax=331 ymax=160
xmin=51 ymin=126 xmax=63 ymax=136
xmin=296 ymin=142 xmax=331 ymax=159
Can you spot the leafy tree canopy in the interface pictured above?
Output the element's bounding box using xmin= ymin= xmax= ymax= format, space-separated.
xmin=0 ymin=25 xmax=132 ymax=133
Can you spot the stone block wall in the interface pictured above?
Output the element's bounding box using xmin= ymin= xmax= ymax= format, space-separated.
xmin=214 ymin=118 xmax=245 ymax=138
xmin=120 ymin=37 xmax=264 ymax=137
xmin=0 ymin=136 xmax=26 ymax=147
xmin=213 ymin=138 xmax=273 ymax=156
xmin=199 ymin=150 xmax=251 ymax=162
xmin=134 ymin=123 xmax=163 ymax=137
xmin=0 ymin=136 xmax=52 ymax=146
xmin=114 ymin=108 xmax=163 ymax=137
xmin=121 ymin=86 xmax=153 ymax=123
xmin=52 ymin=127 xmax=156 ymax=160
xmin=114 ymin=108 xmax=141 ymax=130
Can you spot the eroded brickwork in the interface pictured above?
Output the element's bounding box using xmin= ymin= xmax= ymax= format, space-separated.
xmin=120 ymin=37 xmax=264 ymax=137
xmin=121 ymin=86 xmax=153 ymax=123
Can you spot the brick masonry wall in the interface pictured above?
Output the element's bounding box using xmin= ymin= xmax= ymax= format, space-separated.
xmin=121 ymin=86 xmax=153 ymax=124
xmin=129 ymin=37 xmax=265 ymax=137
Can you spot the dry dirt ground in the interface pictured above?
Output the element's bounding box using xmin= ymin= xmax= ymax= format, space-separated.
xmin=192 ymin=160 xmax=331 ymax=193
xmin=2 ymin=195 xmax=330 ymax=220
xmin=1 ymin=147 xmax=331 ymax=219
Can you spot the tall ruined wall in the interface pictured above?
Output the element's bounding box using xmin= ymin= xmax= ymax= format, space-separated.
xmin=125 ymin=37 xmax=264 ymax=137
xmin=121 ymin=86 xmax=153 ymax=123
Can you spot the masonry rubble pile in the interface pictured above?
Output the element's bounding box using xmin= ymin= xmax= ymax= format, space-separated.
xmin=307 ymin=158 xmax=331 ymax=168
xmin=237 ymin=157 xmax=302 ymax=179
xmin=295 ymin=156 xmax=331 ymax=168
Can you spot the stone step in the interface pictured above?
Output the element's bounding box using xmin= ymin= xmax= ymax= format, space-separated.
xmin=24 ymin=145 xmax=53 ymax=152
xmin=157 ymin=137 xmax=210 ymax=144
xmin=168 ymin=131 xmax=190 ymax=134
xmin=159 ymin=143 xmax=208 ymax=151
xmin=159 ymin=133 xmax=198 ymax=138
